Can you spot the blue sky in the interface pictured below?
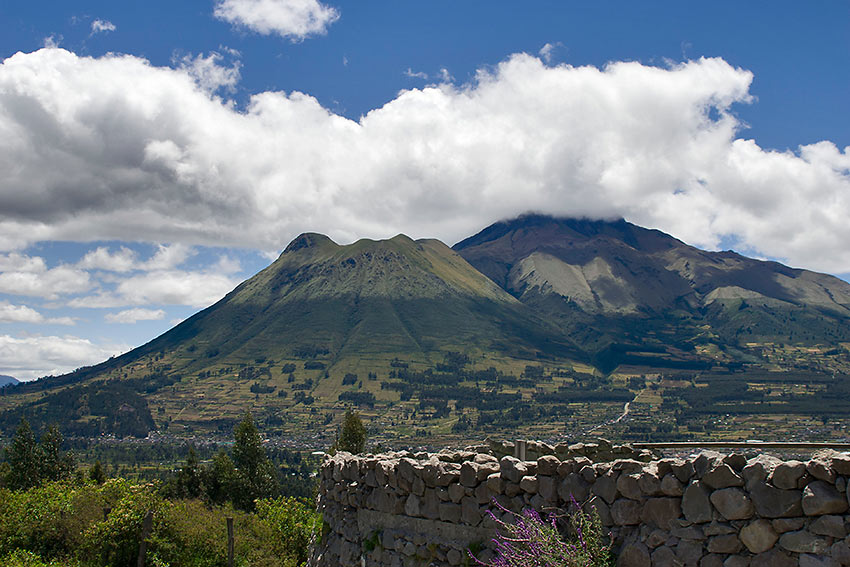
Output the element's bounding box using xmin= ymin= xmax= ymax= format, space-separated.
xmin=0 ymin=0 xmax=848 ymax=380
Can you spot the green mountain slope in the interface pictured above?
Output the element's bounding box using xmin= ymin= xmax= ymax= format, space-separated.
xmin=454 ymin=214 xmax=850 ymax=368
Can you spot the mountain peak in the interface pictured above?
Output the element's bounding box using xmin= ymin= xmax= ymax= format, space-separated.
xmin=283 ymin=232 xmax=338 ymax=254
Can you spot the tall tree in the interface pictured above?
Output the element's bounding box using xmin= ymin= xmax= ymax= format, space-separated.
xmin=338 ymin=410 xmax=367 ymax=454
xmin=5 ymin=418 xmax=40 ymax=490
xmin=232 ymin=412 xmax=278 ymax=510
xmin=39 ymin=424 xmax=76 ymax=482
xmin=174 ymin=446 xmax=203 ymax=499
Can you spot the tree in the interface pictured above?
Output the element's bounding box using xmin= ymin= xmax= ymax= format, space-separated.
xmin=39 ymin=424 xmax=76 ymax=482
xmin=5 ymin=418 xmax=41 ymax=490
xmin=338 ymin=410 xmax=367 ymax=454
xmin=166 ymin=446 xmax=203 ymax=499
xmin=202 ymin=449 xmax=238 ymax=505
xmin=231 ymin=412 xmax=278 ymax=510
xmin=89 ymin=460 xmax=107 ymax=484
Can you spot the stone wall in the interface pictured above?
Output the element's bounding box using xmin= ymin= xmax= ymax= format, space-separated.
xmin=310 ymin=447 xmax=850 ymax=567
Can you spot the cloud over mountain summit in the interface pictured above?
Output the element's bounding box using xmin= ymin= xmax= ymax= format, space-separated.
xmin=0 ymin=48 xmax=848 ymax=273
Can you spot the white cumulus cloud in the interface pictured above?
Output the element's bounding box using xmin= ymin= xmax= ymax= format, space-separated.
xmin=0 ymin=48 xmax=849 ymax=275
xmin=0 ymin=334 xmax=128 ymax=381
xmin=91 ymin=19 xmax=116 ymax=35
xmin=0 ymin=300 xmax=75 ymax=325
xmin=214 ymin=0 xmax=339 ymax=40
xmin=105 ymin=308 xmax=166 ymax=324
xmin=115 ymin=271 xmax=239 ymax=307
xmin=176 ymin=51 xmax=241 ymax=94
xmin=0 ymin=253 xmax=91 ymax=299
xmin=78 ymin=246 xmax=137 ymax=272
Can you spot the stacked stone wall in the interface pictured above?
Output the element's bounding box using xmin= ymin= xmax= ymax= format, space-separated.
xmin=310 ymin=447 xmax=850 ymax=567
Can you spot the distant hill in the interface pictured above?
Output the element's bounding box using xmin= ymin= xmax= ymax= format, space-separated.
xmin=2 ymin=215 xmax=850 ymax=441
xmin=0 ymin=375 xmax=19 ymax=388
xmin=455 ymin=215 xmax=850 ymax=370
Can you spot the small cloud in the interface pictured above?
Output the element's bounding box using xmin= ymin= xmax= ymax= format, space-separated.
xmin=176 ymin=51 xmax=242 ymax=94
xmin=437 ymin=68 xmax=454 ymax=83
xmin=538 ymin=42 xmax=563 ymax=64
xmin=42 ymin=35 xmax=62 ymax=48
xmin=90 ymin=19 xmax=117 ymax=35
xmin=78 ymin=246 xmax=137 ymax=272
xmin=142 ymin=244 xmax=195 ymax=271
xmin=214 ymin=0 xmax=340 ymax=41
xmin=105 ymin=308 xmax=166 ymax=324
xmin=405 ymin=68 xmax=428 ymax=80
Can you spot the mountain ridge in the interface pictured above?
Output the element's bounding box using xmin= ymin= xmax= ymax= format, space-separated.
xmin=3 ymin=214 xmax=850 ymax=441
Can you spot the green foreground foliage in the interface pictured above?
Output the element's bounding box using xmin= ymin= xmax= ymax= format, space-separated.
xmin=0 ymin=478 xmax=320 ymax=567
xmin=0 ymin=413 xmax=320 ymax=566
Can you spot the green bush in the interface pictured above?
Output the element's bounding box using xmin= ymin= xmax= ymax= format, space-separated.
xmin=80 ymin=481 xmax=176 ymax=567
xmin=255 ymin=497 xmax=321 ymax=566
xmin=0 ymin=482 xmax=101 ymax=560
xmin=0 ymin=549 xmax=79 ymax=567
xmin=0 ymin=478 xmax=320 ymax=567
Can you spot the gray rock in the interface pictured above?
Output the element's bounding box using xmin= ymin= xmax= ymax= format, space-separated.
xmin=618 ymin=542 xmax=651 ymax=567
xmin=586 ymin=495 xmax=613 ymax=526
xmin=830 ymin=453 xmax=850 ymax=475
xmin=448 ymin=483 xmax=465 ymax=503
xmin=771 ymin=460 xmax=806 ymax=489
xmin=803 ymin=480 xmax=849 ymax=516
xmin=538 ymin=475 xmax=557 ymax=501
xmin=559 ymin=472 xmax=589 ymax=503
xmin=447 ymin=548 xmax=463 ymax=566
xmin=809 ymin=514 xmax=847 ymax=538
xmin=707 ymin=534 xmax=742 ymax=554
xmin=617 ymin=473 xmax=643 ymax=500
xmin=704 ymin=521 xmax=736 ymax=536
xmin=661 ymin=474 xmax=684 ymax=497
xmin=500 ymin=456 xmax=526 ymax=483
xmin=650 ymin=545 xmax=682 ymax=566
xmin=807 ymin=458 xmax=837 ymax=483
xmin=739 ymin=519 xmax=778 ymax=553
xmin=641 ymin=497 xmax=682 ymax=530
xmin=404 ymin=494 xmax=421 ymax=517
xmin=750 ymin=548 xmax=796 ymax=567
xmin=612 ymin=498 xmax=642 ymax=525
xmin=771 ymin=517 xmax=806 ymax=533
xmin=520 ymin=475 xmax=539 ymax=494
xmin=723 ymin=556 xmax=750 ymax=567
xmin=439 ymin=502 xmax=462 ymax=523
xmin=683 ymin=482 xmax=713 ymax=524
xmin=593 ymin=473 xmax=619 ymax=503
xmin=723 ymin=453 xmax=748 ymax=471
xmin=486 ymin=472 xmax=503 ymax=494
xmin=677 ymin=540 xmax=705 ymax=564
xmin=537 ymin=454 xmax=560 ymax=475
xmin=671 ymin=460 xmax=695 ymax=483
xmin=697 ymin=554 xmax=723 ymax=567
xmin=749 ymin=482 xmax=802 ymax=518
xmin=710 ymin=488 xmax=754 ymax=520
xmin=646 ymin=529 xmax=668 ymax=549
xmin=778 ymin=529 xmax=829 ymax=554
xmin=798 ymin=554 xmax=840 ymax=567
xmin=460 ymin=462 xmax=479 ymax=487
xmin=639 ymin=472 xmax=662 ymax=496
xmin=830 ymin=537 xmax=850 ymax=564
xmin=703 ymin=464 xmax=745 ymax=489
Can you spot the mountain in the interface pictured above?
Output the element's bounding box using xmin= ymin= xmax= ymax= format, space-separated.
xmin=3 ymin=215 xmax=850 ymax=442
xmin=0 ymin=232 xmax=583 ymax=437
xmin=0 ymin=375 xmax=19 ymax=388
xmin=454 ymin=214 xmax=850 ymax=369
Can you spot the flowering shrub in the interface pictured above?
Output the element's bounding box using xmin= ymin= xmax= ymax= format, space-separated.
xmin=471 ymin=498 xmax=614 ymax=567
